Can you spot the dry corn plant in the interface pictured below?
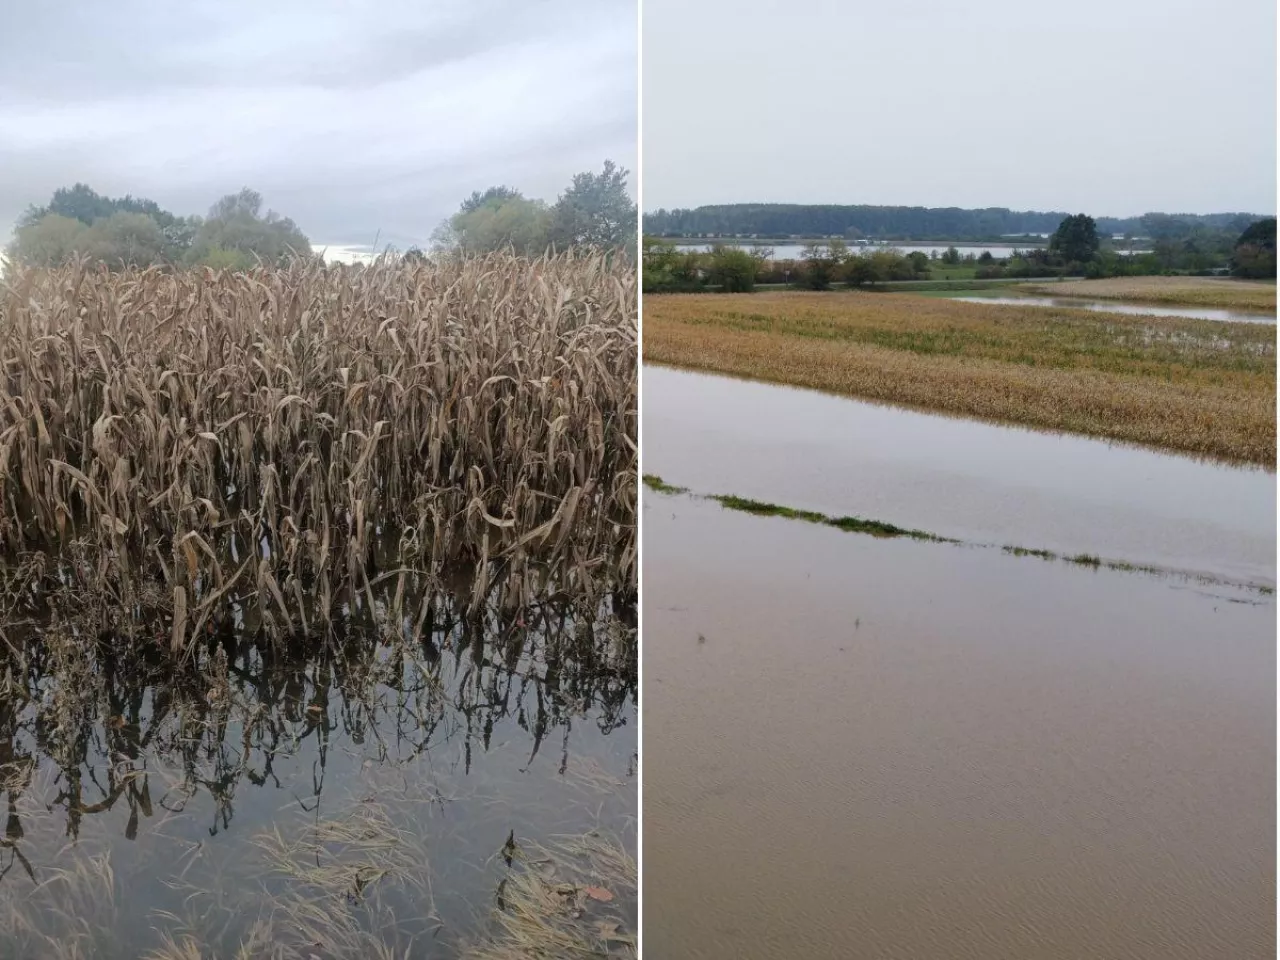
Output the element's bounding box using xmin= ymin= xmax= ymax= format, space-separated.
xmin=0 ymin=251 xmax=637 ymax=658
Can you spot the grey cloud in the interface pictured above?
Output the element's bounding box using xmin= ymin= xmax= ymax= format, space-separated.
xmin=0 ymin=0 xmax=637 ymax=249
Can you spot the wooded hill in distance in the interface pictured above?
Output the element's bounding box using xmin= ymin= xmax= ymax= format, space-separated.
xmin=643 ymin=204 xmax=1269 ymax=241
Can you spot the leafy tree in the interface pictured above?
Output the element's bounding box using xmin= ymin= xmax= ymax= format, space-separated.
xmin=187 ymin=188 xmax=312 ymax=265
xmin=1049 ymin=214 xmax=1100 ymax=264
xmin=548 ymin=160 xmax=637 ymax=255
xmin=907 ymin=251 xmax=930 ymax=276
xmin=83 ymin=212 xmax=169 ymax=268
xmin=800 ymin=241 xmax=846 ymax=290
xmin=460 ymin=186 xmax=524 ymax=215
xmin=642 ymin=237 xmax=704 ymax=292
xmin=1232 ymin=217 xmax=1277 ymax=279
xmin=706 ymin=245 xmax=759 ymax=292
xmin=845 ymin=255 xmax=882 ymax=288
xmin=440 ymin=191 xmax=551 ymax=256
xmin=7 ymin=213 xmax=89 ymax=266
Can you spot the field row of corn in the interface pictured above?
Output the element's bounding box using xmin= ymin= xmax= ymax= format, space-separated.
xmin=1025 ymin=276 xmax=1277 ymax=311
xmin=0 ymin=253 xmax=638 ymax=653
xmin=643 ymin=291 xmax=1276 ymax=465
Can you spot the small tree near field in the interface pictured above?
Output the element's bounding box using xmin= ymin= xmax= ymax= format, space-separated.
xmin=1049 ymin=214 xmax=1100 ymax=264
xmin=1232 ymin=218 xmax=1276 ymax=279
xmin=707 ymin=245 xmax=758 ymax=292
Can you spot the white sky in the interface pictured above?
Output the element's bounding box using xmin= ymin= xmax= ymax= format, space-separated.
xmin=643 ymin=0 xmax=1277 ymax=216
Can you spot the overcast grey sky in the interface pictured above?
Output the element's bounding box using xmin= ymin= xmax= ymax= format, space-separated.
xmin=0 ymin=0 xmax=636 ymax=254
xmin=644 ymin=0 xmax=1276 ymax=216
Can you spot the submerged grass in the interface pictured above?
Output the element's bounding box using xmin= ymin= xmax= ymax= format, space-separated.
xmin=710 ymin=494 xmax=944 ymax=540
xmin=644 ymin=474 xmax=1273 ymax=594
xmin=1024 ymin=276 xmax=1277 ymax=311
xmin=643 ymin=291 xmax=1275 ymax=466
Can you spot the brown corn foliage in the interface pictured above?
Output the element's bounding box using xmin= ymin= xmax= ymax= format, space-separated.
xmin=0 ymin=252 xmax=637 ymax=648
xmin=1025 ymin=276 xmax=1277 ymax=311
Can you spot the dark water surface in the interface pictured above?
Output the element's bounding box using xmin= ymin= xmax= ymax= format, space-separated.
xmin=643 ymin=493 xmax=1274 ymax=959
xmin=0 ymin=583 xmax=636 ymax=957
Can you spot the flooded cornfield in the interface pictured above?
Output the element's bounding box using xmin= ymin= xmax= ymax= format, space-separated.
xmin=0 ymin=253 xmax=638 ymax=958
xmin=642 ymin=365 xmax=1275 ymax=959
xmin=950 ymin=295 xmax=1276 ymax=324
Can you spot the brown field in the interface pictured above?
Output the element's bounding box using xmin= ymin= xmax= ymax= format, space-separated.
xmin=643 ymin=291 xmax=1276 ymax=466
xmin=1024 ymin=276 xmax=1277 ymax=311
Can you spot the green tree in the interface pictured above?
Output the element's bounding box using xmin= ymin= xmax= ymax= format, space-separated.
xmin=1232 ymin=218 xmax=1276 ymax=279
xmin=187 ymin=188 xmax=312 ymax=265
xmin=1049 ymin=214 xmax=1100 ymax=264
xmin=439 ymin=190 xmax=552 ymax=256
xmin=706 ymin=245 xmax=758 ymax=292
xmin=548 ymin=160 xmax=637 ymax=255
xmin=7 ymin=213 xmax=89 ymax=266
xmin=800 ymin=241 xmax=846 ymax=290
xmin=845 ymin=255 xmax=882 ymax=288
xmin=83 ymin=211 xmax=169 ymax=268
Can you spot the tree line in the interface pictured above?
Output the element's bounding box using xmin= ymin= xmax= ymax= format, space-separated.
xmin=644 ymin=203 xmax=1266 ymax=244
xmin=643 ymin=214 xmax=1277 ymax=292
xmin=428 ymin=160 xmax=636 ymax=259
xmin=6 ymin=160 xmax=637 ymax=272
xmin=7 ymin=184 xmax=311 ymax=270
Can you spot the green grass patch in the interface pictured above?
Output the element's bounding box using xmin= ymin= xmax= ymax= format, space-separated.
xmin=1003 ymin=545 xmax=1057 ymax=560
xmin=642 ymin=474 xmax=689 ymax=495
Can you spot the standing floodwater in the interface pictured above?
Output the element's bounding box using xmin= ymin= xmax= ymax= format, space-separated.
xmin=644 ymin=494 xmax=1274 ymax=960
xmin=644 ymin=365 xmax=1276 ymax=586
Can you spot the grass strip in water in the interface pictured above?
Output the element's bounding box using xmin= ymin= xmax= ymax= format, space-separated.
xmin=644 ymin=475 xmax=1273 ymax=596
xmin=642 ymin=474 xmax=690 ymax=495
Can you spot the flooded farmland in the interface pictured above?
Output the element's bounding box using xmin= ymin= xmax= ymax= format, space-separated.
xmin=950 ymin=295 xmax=1276 ymax=324
xmin=644 ymin=366 xmax=1276 ymax=587
xmin=642 ymin=365 xmax=1275 ymax=959
xmin=0 ymin=254 xmax=639 ymax=957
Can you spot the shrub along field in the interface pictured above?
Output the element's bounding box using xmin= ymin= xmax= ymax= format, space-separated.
xmin=1 ymin=252 xmax=638 ymax=654
xmin=1024 ymin=276 xmax=1277 ymax=311
xmin=644 ymin=291 xmax=1275 ymax=466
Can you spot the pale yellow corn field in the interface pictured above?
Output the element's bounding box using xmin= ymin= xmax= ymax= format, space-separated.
xmin=0 ymin=252 xmax=637 ymax=652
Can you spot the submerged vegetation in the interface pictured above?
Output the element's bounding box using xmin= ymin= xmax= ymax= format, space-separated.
xmin=0 ymin=249 xmax=638 ymax=955
xmin=643 ymin=291 xmax=1275 ymax=465
xmin=643 ymin=475 xmax=1273 ymax=594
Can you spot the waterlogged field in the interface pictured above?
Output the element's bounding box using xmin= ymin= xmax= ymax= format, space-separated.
xmin=0 ymin=254 xmax=638 ymax=958
xmin=643 ymin=291 xmax=1276 ymax=465
xmin=643 ymin=366 xmax=1276 ymax=587
xmin=1025 ymin=276 xmax=1278 ymax=312
xmin=644 ymin=492 xmax=1274 ymax=960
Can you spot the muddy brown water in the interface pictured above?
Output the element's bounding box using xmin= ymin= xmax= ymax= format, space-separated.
xmin=644 ymin=365 xmax=1276 ymax=587
xmin=643 ymin=492 xmax=1274 ymax=960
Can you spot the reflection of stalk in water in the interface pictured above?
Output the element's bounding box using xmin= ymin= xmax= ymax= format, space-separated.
xmin=0 ymin=561 xmax=635 ymax=857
